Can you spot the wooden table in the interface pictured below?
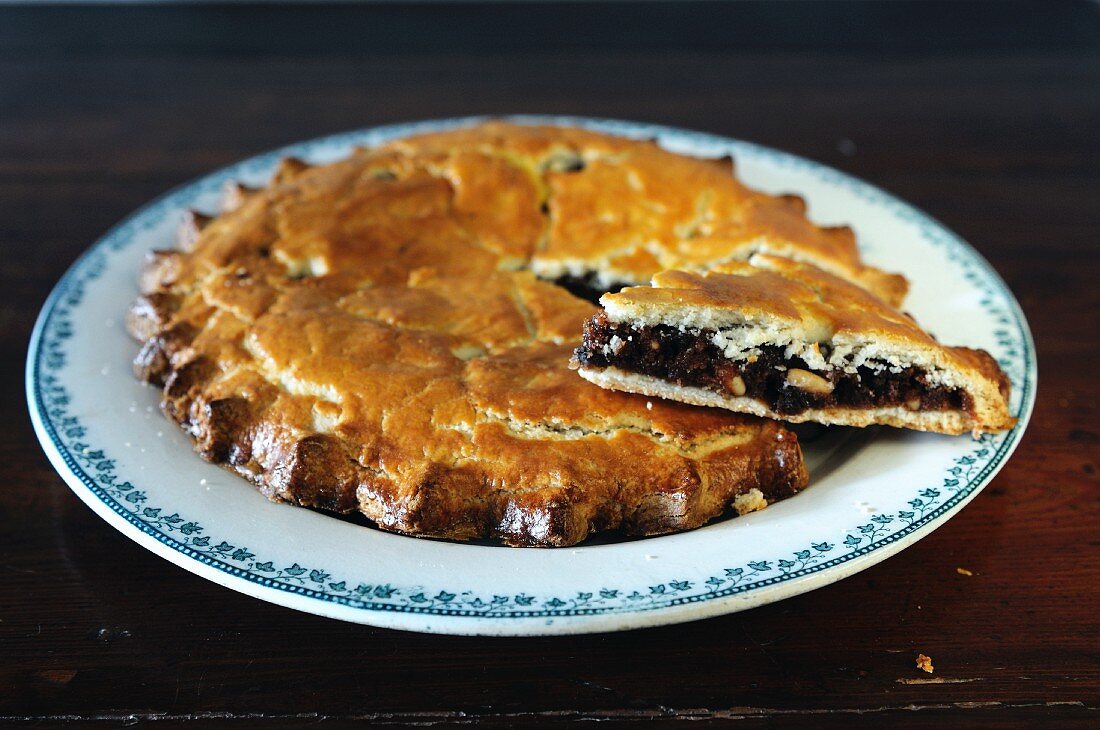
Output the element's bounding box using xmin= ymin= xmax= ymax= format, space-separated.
xmin=3 ymin=3 xmax=1097 ymax=726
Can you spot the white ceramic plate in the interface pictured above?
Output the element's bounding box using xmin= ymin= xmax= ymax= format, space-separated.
xmin=27 ymin=117 xmax=1035 ymax=635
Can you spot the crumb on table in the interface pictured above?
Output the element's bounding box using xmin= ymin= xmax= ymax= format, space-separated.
xmin=956 ymin=567 xmax=974 ymax=576
xmin=916 ymin=653 xmax=934 ymax=673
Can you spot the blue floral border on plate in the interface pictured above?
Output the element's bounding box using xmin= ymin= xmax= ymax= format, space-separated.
xmin=27 ymin=116 xmax=1035 ymax=620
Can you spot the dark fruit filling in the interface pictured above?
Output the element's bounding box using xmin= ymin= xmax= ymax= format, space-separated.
xmin=552 ymin=274 xmax=631 ymax=305
xmin=575 ymin=313 xmax=971 ymax=417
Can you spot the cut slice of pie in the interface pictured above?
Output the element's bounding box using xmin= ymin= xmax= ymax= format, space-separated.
xmin=573 ymin=254 xmax=1015 ymax=436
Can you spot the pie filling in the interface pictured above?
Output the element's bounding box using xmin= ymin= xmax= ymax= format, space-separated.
xmin=575 ymin=313 xmax=972 ymax=417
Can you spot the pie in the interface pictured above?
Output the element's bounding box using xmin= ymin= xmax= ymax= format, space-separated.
xmin=573 ymin=254 xmax=1015 ymax=436
xmin=128 ymin=121 xmax=916 ymax=546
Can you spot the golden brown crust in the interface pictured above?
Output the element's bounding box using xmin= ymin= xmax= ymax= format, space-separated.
xmin=128 ymin=121 xmax=839 ymax=546
xmin=383 ymin=124 xmax=907 ymax=305
xmin=581 ymin=254 xmax=1015 ymax=435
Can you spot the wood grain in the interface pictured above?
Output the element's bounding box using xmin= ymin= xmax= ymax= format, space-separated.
xmin=2 ymin=2 xmax=1097 ymax=726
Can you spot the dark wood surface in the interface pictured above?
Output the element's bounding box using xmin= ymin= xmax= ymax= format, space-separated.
xmin=3 ymin=2 xmax=1098 ymax=726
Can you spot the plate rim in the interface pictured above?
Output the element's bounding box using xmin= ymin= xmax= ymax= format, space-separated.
xmin=26 ymin=115 xmax=1037 ymax=635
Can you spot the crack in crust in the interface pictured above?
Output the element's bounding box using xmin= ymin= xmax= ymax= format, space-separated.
xmin=123 ymin=121 xmax=918 ymax=546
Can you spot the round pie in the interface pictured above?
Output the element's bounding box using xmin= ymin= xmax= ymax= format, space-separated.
xmin=124 ymin=122 xmax=907 ymax=546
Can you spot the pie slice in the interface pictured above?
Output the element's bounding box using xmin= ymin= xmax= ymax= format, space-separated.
xmin=573 ymin=254 xmax=1015 ymax=436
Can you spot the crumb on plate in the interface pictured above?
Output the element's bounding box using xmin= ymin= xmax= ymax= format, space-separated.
xmin=916 ymin=653 xmax=934 ymax=674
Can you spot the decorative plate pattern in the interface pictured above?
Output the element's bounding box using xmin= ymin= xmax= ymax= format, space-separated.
xmin=27 ymin=117 xmax=1035 ymax=635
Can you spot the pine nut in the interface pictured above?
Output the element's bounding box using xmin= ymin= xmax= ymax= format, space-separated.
xmin=786 ymin=368 xmax=833 ymax=395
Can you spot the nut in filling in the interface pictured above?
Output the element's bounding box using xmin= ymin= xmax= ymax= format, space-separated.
xmin=574 ymin=314 xmax=973 ymax=418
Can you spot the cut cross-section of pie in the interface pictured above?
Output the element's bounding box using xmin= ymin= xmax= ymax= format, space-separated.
xmin=573 ymin=255 xmax=1015 ymax=436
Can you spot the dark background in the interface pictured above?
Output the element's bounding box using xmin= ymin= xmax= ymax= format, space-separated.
xmin=2 ymin=2 xmax=1098 ymax=727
